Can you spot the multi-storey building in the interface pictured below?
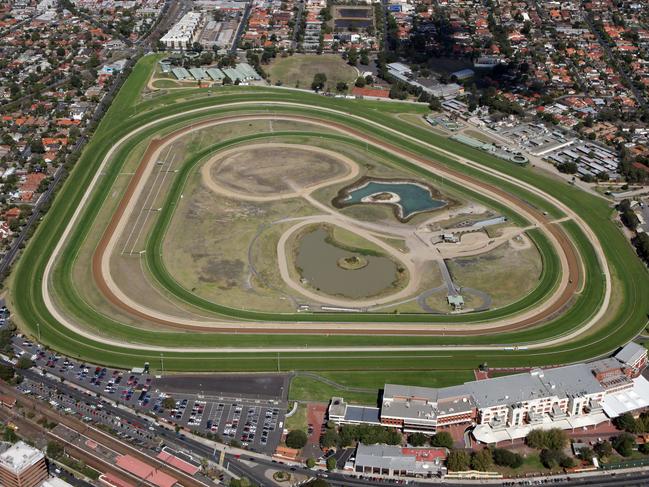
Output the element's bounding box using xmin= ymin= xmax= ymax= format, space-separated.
xmin=160 ymin=12 xmax=203 ymax=49
xmin=0 ymin=441 xmax=49 ymax=487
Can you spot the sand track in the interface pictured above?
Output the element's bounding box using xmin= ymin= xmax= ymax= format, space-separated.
xmin=37 ymin=99 xmax=615 ymax=354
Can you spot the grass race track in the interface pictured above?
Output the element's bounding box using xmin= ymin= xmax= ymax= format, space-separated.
xmin=6 ymin=55 xmax=649 ymax=382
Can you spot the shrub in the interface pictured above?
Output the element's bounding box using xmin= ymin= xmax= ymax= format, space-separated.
xmin=577 ymin=446 xmax=594 ymax=462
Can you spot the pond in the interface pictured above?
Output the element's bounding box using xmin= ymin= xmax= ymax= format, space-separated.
xmin=340 ymin=180 xmax=446 ymax=221
xmin=295 ymin=227 xmax=399 ymax=299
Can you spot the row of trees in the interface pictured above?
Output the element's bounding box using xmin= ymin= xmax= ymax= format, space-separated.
xmin=618 ymin=200 xmax=640 ymax=230
xmin=408 ymin=431 xmax=454 ymax=448
xmin=616 ymin=200 xmax=649 ymax=266
xmin=447 ymin=447 xmax=523 ymax=471
xmin=613 ymin=411 xmax=649 ymax=435
xmin=320 ymin=423 xmax=401 ymax=448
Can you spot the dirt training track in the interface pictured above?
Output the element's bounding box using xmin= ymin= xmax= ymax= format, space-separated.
xmin=87 ymin=112 xmax=580 ymax=336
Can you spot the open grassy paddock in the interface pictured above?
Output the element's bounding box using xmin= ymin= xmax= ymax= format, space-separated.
xmin=5 ymin=54 xmax=649 ymax=391
xmin=267 ymin=54 xmax=358 ymax=91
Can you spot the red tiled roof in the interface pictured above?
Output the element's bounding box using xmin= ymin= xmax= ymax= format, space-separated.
xmin=115 ymin=455 xmax=177 ymax=487
xmin=156 ymin=451 xmax=200 ymax=475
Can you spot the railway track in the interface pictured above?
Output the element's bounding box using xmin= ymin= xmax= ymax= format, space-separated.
xmin=0 ymin=382 xmax=211 ymax=487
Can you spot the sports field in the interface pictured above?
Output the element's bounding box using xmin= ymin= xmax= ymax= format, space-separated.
xmin=6 ymin=54 xmax=649 ymax=389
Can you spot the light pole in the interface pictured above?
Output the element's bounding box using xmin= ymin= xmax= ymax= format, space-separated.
xmin=36 ymin=322 xmax=41 ymax=341
xmin=160 ymin=352 xmax=164 ymax=376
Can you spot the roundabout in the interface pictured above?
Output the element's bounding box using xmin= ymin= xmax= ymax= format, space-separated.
xmin=6 ymin=56 xmax=648 ymax=375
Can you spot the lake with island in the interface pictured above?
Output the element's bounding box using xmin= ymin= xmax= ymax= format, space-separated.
xmin=340 ymin=180 xmax=446 ymax=220
xmin=295 ymin=228 xmax=398 ymax=299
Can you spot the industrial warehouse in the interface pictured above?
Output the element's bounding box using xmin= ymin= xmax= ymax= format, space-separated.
xmin=329 ymin=342 xmax=649 ymax=445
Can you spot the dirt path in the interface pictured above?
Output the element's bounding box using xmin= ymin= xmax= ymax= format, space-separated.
xmin=199 ymin=142 xmax=360 ymax=201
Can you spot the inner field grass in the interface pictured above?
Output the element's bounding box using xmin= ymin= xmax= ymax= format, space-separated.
xmin=6 ymin=55 xmax=649 ymax=377
xmin=51 ymin=115 xmax=561 ymax=334
xmin=146 ymin=131 xmax=560 ymax=324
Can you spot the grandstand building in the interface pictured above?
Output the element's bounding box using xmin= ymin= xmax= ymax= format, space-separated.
xmin=328 ymin=343 xmax=649 ymax=444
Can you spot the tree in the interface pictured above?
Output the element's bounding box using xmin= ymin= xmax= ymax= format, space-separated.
xmin=47 ymin=441 xmax=64 ymax=460
xmin=162 ymin=397 xmax=176 ymax=409
xmin=286 ymin=430 xmax=308 ymax=449
xmin=306 ymin=457 xmax=316 ymax=468
xmin=30 ymin=140 xmax=45 ymax=154
xmin=446 ymin=449 xmax=470 ymax=471
xmin=471 ymin=449 xmax=493 ymax=471
xmin=3 ymin=428 xmax=17 ymax=443
xmin=594 ymin=440 xmax=613 ymax=459
xmin=326 ymin=456 xmax=337 ymax=470
xmin=336 ymin=81 xmax=348 ymax=92
xmin=320 ymin=429 xmax=339 ymax=448
xmin=430 ymin=431 xmax=454 ymax=448
xmin=492 ymin=448 xmax=523 ymax=468
xmin=16 ymin=356 xmax=32 ymax=370
xmin=545 ymin=429 xmax=568 ymax=450
xmin=526 ymin=428 xmax=567 ymax=450
xmin=347 ymin=48 xmax=358 ymax=66
xmin=556 ymin=161 xmax=578 ymax=174
xmin=0 ymin=364 xmax=15 ymax=381
xmin=355 ymin=76 xmax=366 ymax=88
xmin=429 ymin=96 xmax=442 ymax=111
xmin=306 ymin=480 xmax=330 ymax=487
xmin=385 ymin=429 xmax=402 ymax=445
xmin=408 ymin=432 xmax=428 ymax=447
xmin=614 ymin=412 xmax=640 ymax=433
xmin=612 ymin=433 xmax=636 ymax=457
xmin=639 ymin=443 xmax=649 ymax=455
xmin=311 ymin=73 xmax=327 ymax=91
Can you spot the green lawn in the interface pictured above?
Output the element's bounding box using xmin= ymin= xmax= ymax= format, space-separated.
xmin=285 ymin=403 xmax=308 ymax=431
xmin=267 ymin=54 xmax=358 ymax=91
xmin=288 ymin=377 xmax=379 ymax=405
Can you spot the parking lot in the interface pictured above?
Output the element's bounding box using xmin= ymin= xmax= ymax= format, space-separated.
xmin=17 ymin=378 xmax=158 ymax=448
xmin=12 ymin=338 xmax=287 ymax=454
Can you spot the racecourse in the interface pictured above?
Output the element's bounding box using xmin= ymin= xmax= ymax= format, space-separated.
xmin=6 ymin=55 xmax=649 ymax=376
